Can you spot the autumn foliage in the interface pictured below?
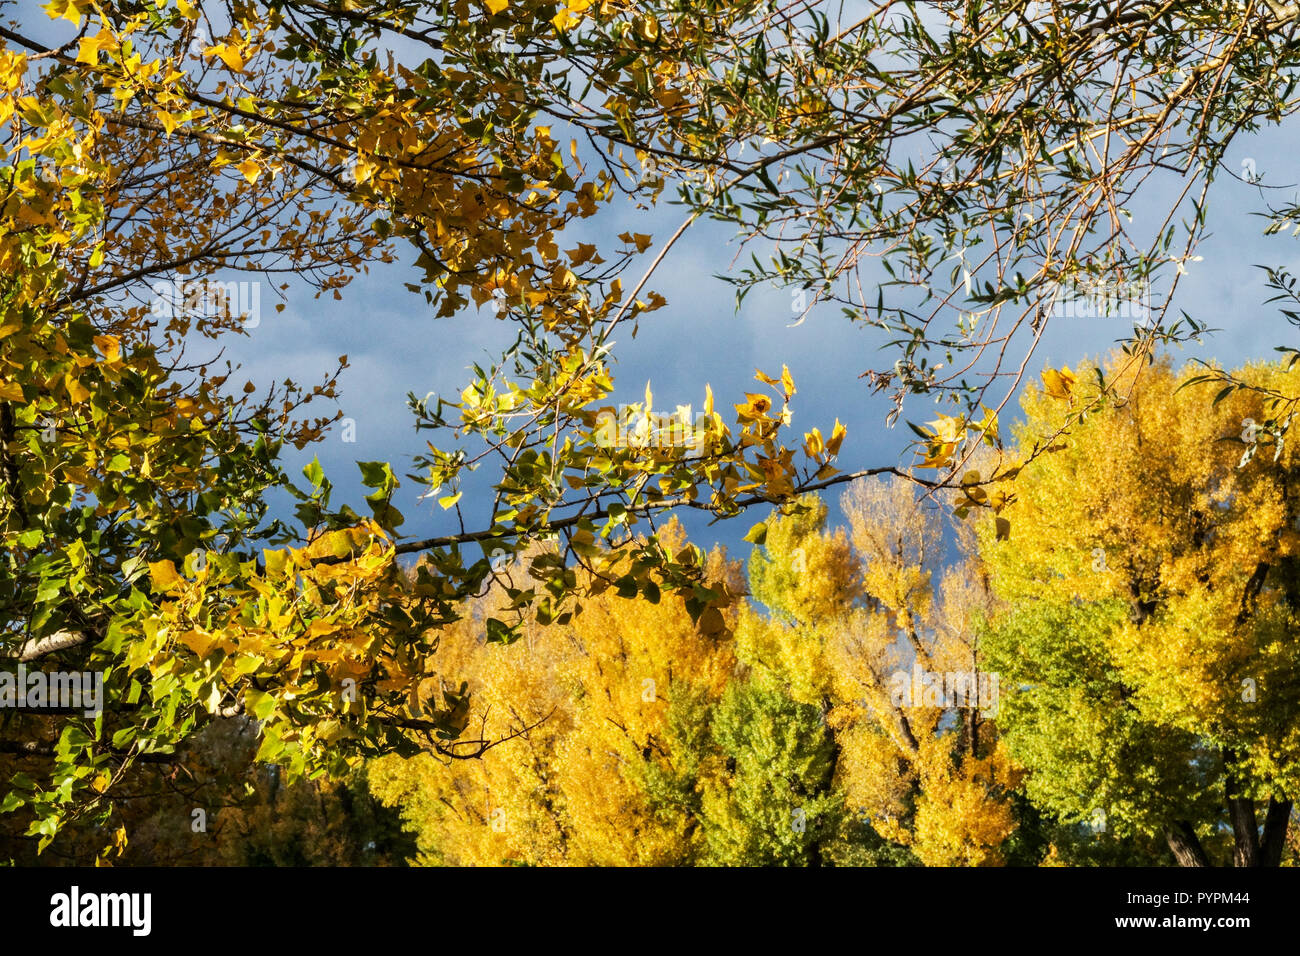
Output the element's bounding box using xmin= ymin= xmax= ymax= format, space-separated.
xmin=370 ymin=498 xmax=1023 ymax=867
xmin=6 ymin=0 xmax=1300 ymax=867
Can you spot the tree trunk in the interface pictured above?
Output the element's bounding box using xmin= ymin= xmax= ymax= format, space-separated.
xmin=1228 ymin=796 xmax=1260 ymax=867
xmin=1259 ymin=797 xmax=1292 ymax=867
xmin=1165 ymin=820 xmax=1211 ymax=867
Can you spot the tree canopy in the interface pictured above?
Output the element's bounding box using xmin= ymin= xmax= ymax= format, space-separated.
xmin=980 ymin=353 xmax=1300 ymax=866
xmin=5 ymin=0 xmax=1300 ymax=863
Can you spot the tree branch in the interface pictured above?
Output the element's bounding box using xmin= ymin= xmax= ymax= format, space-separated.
xmin=12 ymin=629 xmax=88 ymax=663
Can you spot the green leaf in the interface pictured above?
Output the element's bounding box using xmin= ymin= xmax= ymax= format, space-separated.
xmin=357 ymin=460 xmax=395 ymax=491
xmin=485 ymin=617 xmax=520 ymax=645
xmin=1212 ymin=384 xmax=1237 ymax=406
xmin=246 ymin=689 xmax=275 ymax=721
xmin=303 ymin=456 xmax=325 ymax=489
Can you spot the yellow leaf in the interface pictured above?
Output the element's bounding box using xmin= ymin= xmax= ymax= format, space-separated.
xmin=0 ymin=381 xmax=23 ymax=402
xmin=439 ymin=492 xmax=463 ymax=510
xmin=976 ymin=404 xmax=1000 ymax=445
xmin=148 ymin=559 xmax=181 ymax=592
xmin=634 ymin=13 xmax=659 ymax=41
xmin=65 ymin=373 xmax=90 ymax=403
xmin=235 ymin=158 xmax=261 ymax=184
xmin=205 ymin=42 xmax=248 ymax=73
xmin=485 ymin=0 xmax=508 ymax=12
xmin=306 ymin=619 xmax=338 ymax=639
xmin=918 ymin=439 xmax=956 ymax=469
xmin=178 ymin=629 xmax=215 ymax=657
xmin=1041 ymin=366 xmax=1076 ymax=401
xmin=93 ymin=334 xmax=121 ymax=362
xmin=734 ymin=393 xmax=772 ymax=419
xmin=45 ymin=0 xmax=86 ymax=27
xmin=567 ymin=242 xmax=600 ymax=266
xmin=76 ymin=33 xmax=109 ymax=66
xmin=826 ymin=419 xmax=846 ymax=456
xmin=350 ymin=156 xmax=375 ymax=185
xmin=0 ymin=53 xmax=25 ymax=94
xmin=176 ymin=0 xmax=198 ymax=18
xmin=925 ymin=413 xmax=966 ymax=445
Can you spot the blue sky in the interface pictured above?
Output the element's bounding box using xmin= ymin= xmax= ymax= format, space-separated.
xmin=14 ymin=0 xmax=1300 ymax=565
xmin=216 ymin=115 xmax=1300 ymax=564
